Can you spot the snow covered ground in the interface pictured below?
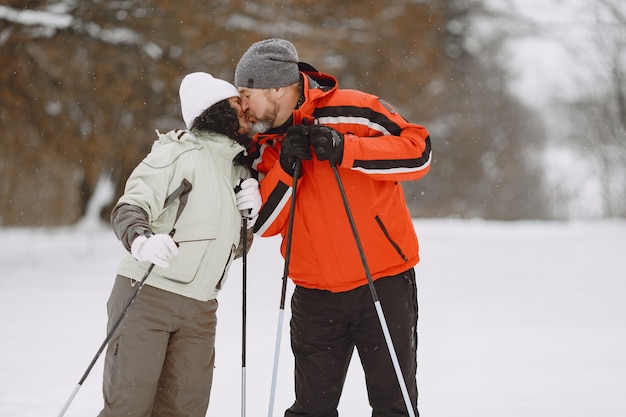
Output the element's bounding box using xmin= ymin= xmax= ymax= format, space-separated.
xmin=1 ymin=218 xmax=625 ymax=417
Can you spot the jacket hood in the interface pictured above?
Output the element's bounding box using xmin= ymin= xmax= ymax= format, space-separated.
xmin=155 ymin=129 xmax=199 ymax=145
xmin=302 ymin=70 xmax=337 ymax=96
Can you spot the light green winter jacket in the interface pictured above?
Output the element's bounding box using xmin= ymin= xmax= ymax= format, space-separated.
xmin=112 ymin=129 xmax=251 ymax=301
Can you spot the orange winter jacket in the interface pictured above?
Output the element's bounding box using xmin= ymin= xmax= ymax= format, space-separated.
xmin=250 ymin=68 xmax=432 ymax=292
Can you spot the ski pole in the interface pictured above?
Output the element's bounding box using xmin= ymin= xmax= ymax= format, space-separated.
xmin=330 ymin=164 xmax=416 ymax=417
xmin=57 ymin=240 xmax=163 ymax=417
xmin=56 ymin=179 xmax=192 ymax=417
xmin=241 ymin=213 xmax=249 ymax=417
xmin=234 ymin=178 xmax=249 ymax=417
xmin=268 ymin=160 xmax=300 ymax=417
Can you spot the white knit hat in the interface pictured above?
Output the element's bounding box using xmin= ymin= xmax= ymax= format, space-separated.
xmin=179 ymin=72 xmax=240 ymax=129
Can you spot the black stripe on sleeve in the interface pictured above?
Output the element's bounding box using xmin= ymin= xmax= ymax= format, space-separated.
xmin=353 ymin=135 xmax=431 ymax=171
xmin=313 ymin=106 xmax=403 ymax=136
xmin=253 ymin=180 xmax=291 ymax=233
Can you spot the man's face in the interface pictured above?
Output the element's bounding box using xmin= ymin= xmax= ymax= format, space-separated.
xmin=227 ymin=96 xmax=250 ymax=136
xmin=239 ymin=88 xmax=279 ymax=135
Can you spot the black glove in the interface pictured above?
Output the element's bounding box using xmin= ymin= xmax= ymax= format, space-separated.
xmin=279 ymin=124 xmax=312 ymax=176
xmin=310 ymin=125 xmax=344 ymax=167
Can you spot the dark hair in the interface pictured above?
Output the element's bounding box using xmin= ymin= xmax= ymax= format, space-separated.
xmin=190 ymin=99 xmax=250 ymax=147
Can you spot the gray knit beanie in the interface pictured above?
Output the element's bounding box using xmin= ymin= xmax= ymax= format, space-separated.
xmin=235 ymin=38 xmax=300 ymax=89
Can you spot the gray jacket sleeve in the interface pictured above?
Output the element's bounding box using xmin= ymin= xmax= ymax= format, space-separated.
xmin=110 ymin=203 xmax=152 ymax=251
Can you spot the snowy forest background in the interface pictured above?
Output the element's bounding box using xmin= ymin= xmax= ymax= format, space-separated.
xmin=1 ymin=0 xmax=625 ymax=226
xmin=1 ymin=2 xmax=625 ymax=417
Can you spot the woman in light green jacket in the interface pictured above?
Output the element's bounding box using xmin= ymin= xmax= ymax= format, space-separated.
xmin=97 ymin=73 xmax=261 ymax=417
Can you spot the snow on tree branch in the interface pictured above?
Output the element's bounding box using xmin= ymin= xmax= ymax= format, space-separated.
xmin=0 ymin=5 xmax=162 ymax=59
xmin=0 ymin=5 xmax=72 ymax=29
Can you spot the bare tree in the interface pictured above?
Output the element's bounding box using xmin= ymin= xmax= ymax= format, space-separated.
xmin=405 ymin=0 xmax=552 ymax=220
xmin=565 ymin=0 xmax=626 ymax=216
xmin=473 ymin=0 xmax=626 ymax=218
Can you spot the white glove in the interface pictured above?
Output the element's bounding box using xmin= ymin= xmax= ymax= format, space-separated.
xmin=235 ymin=178 xmax=261 ymax=229
xmin=131 ymin=233 xmax=179 ymax=268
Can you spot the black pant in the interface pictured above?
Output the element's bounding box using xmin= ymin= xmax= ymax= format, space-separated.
xmin=285 ymin=269 xmax=418 ymax=417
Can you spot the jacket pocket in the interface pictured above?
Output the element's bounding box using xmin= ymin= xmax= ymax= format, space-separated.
xmin=374 ymin=215 xmax=409 ymax=262
xmin=156 ymin=225 xmax=218 ymax=284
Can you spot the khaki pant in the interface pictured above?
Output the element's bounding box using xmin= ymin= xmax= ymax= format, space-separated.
xmin=98 ymin=275 xmax=218 ymax=417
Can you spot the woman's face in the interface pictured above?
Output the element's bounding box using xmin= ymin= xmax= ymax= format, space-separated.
xmin=228 ymin=96 xmax=250 ymax=136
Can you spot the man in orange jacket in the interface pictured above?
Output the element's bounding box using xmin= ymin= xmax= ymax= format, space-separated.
xmin=235 ymin=38 xmax=431 ymax=417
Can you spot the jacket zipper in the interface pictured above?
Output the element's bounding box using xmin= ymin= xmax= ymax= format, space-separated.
xmin=216 ymin=246 xmax=234 ymax=290
xmin=374 ymin=215 xmax=409 ymax=262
